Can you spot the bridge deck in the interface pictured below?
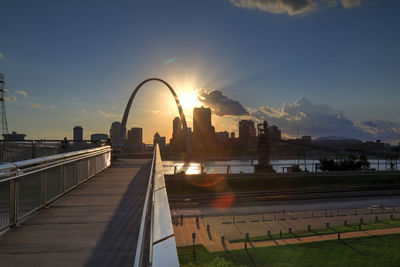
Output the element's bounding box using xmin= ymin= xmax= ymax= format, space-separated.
xmin=0 ymin=158 xmax=151 ymax=267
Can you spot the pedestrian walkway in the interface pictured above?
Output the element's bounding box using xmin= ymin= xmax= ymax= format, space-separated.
xmin=0 ymin=159 xmax=151 ymax=267
xmin=174 ymin=217 xmax=400 ymax=252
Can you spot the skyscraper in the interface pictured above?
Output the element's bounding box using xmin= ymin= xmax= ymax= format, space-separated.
xmin=239 ymin=120 xmax=256 ymax=149
xmin=73 ymin=126 xmax=83 ymax=141
xmin=171 ymin=117 xmax=184 ymax=152
xmin=172 ymin=117 xmax=182 ymax=139
xmin=193 ymin=106 xmax=213 ymax=150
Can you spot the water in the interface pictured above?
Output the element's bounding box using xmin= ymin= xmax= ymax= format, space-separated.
xmin=162 ymin=159 xmax=399 ymax=175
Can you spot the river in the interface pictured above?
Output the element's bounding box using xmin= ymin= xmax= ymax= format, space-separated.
xmin=162 ymin=159 xmax=399 ymax=174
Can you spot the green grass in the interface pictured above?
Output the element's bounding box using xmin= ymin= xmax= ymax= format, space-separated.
xmin=230 ymin=218 xmax=400 ymax=243
xmin=178 ymin=234 xmax=400 ymax=266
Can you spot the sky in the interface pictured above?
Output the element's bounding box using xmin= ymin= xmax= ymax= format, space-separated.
xmin=0 ymin=0 xmax=399 ymax=144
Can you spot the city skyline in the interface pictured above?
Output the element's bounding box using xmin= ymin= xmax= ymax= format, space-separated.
xmin=0 ymin=0 xmax=399 ymax=144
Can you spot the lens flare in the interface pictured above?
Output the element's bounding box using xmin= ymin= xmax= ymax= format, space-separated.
xmin=186 ymin=173 xmax=225 ymax=188
xmin=211 ymin=193 xmax=235 ymax=210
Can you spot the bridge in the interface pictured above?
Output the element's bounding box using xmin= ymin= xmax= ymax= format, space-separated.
xmin=0 ymin=78 xmax=193 ymax=267
xmin=0 ymin=144 xmax=177 ymax=267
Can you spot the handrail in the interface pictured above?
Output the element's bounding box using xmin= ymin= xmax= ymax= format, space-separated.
xmin=0 ymin=146 xmax=111 ymax=182
xmin=134 ymin=146 xmax=156 ymax=267
xmin=134 ymin=144 xmax=179 ymax=267
xmin=0 ymin=146 xmax=112 ymax=232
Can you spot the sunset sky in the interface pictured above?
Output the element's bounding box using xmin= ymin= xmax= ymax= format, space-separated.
xmin=0 ymin=0 xmax=399 ymax=144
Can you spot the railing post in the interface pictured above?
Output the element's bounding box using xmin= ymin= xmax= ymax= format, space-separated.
xmin=41 ymin=169 xmax=46 ymax=204
xmin=75 ymin=160 xmax=79 ymax=186
xmin=9 ymin=179 xmax=17 ymax=227
xmin=61 ymin=162 xmax=65 ymax=193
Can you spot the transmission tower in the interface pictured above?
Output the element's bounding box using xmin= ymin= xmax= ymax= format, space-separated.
xmin=0 ymin=74 xmax=9 ymax=135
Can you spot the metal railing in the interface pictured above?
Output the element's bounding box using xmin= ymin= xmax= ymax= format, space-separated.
xmin=0 ymin=140 xmax=107 ymax=164
xmin=0 ymin=146 xmax=112 ymax=231
xmin=134 ymin=144 xmax=179 ymax=267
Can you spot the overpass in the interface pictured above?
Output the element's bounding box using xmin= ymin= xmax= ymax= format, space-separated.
xmin=0 ymin=144 xmax=178 ymax=267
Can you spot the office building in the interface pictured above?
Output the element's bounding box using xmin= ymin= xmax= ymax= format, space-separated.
xmin=239 ymin=120 xmax=256 ymax=148
xmin=171 ymin=117 xmax=184 ymax=151
xmin=193 ymin=106 xmax=214 ymax=150
xmin=110 ymin=121 xmax=125 ymax=146
xmin=127 ymin=127 xmax=143 ymax=145
xmin=73 ymin=126 xmax=83 ymax=141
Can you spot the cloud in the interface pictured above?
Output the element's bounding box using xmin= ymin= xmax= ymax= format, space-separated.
xmin=229 ymin=0 xmax=362 ymax=16
xmin=32 ymin=104 xmax=45 ymax=110
xmin=229 ymin=0 xmax=318 ymax=15
xmin=5 ymin=96 xmax=16 ymax=102
xmin=97 ymin=110 xmax=118 ymax=118
xmin=356 ymin=120 xmax=400 ymax=140
xmin=162 ymin=58 xmax=176 ymax=65
xmin=0 ymin=52 xmax=4 ymax=59
xmin=49 ymin=105 xmax=55 ymax=109
xmin=15 ymin=90 xmax=28 ymax=97
xmin=79 ymin=108 xmax=87 ymax=113
xmin=148 ymin=109 xmax=161 ymax=114
xmin=251 ymin=97 xmax=367 ymax=139
xmin=341 ymin=0 xmax=362 ymax=9
xmin=198 ymin=90 xmax=249 ymax=116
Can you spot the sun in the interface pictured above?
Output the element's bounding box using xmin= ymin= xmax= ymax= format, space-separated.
xmin=179 ymin=90 xmax=200 ymax=110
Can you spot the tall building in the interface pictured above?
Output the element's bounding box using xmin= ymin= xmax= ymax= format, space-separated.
xmin=127 ymin=127 xmax=143 ymax=145
xmin=171 ymin=117 xmax=184 ymax=152
xmin=239 ymin=120 xmax=256 ymax=148
xmin=110 ymin=121 xmax=125 ymax=146
xmin=193 ymin=106 xmax=214 ymax=150
xmin=73 ymin=126 xmax=83 ymax=141
xmin=172 ymin=117 xmax=182 ymax=139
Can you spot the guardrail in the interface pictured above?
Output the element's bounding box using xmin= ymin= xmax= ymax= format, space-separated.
xmin=134 ymin=144 xmax=179 ymax=267
xmin=0 ymin=146 xmax=112 ymax=231
xmin=0 ymin=140 xmax=106 ymax=163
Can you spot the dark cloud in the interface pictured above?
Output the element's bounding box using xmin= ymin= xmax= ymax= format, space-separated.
xmin=198 ymin=90 xmax=249 ymax=116
xmin=250 ymin=97 xmax=399 ymax=143
xmin=356 ymin=120 xmax=400 ymax=141
xmin=251 ymin=97 xmax=365 ymax=138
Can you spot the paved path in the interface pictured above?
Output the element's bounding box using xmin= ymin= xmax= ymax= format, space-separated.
xmin=174 ymin=218 xmax=400 ymax=252
xmin=0 ymin=159 xmax=151 ymax=267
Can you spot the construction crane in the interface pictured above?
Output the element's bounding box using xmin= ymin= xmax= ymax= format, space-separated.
xmin=252 ymin=121 xmax=275 ymax=172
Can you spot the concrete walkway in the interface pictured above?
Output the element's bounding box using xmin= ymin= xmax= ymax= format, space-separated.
xmin=0 ymin=158 xmax=151 ymax=267
xmin=174 ymin=218 xmax=400 ymax=252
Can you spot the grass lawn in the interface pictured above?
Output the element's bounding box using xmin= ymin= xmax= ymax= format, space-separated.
xmin=231 ymin=218 xmax=400 ymax=242
xmin=178 ymin=234 xmax=400 ymax=266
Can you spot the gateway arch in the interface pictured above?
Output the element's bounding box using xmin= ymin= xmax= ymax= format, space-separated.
xmin=119 ymin=78 xmax=192 ymax=154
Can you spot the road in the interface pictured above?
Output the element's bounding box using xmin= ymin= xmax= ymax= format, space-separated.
xmin=170 ymin=192 xmax=400 ymax=217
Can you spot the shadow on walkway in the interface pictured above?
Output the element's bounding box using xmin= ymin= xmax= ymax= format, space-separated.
xmin=86 ymin=161 xmax=151 ymax=267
